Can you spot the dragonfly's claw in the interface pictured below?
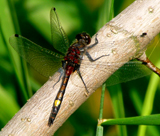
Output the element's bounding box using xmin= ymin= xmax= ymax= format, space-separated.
xmin=84 ymin=91 xmax=89 ymax=97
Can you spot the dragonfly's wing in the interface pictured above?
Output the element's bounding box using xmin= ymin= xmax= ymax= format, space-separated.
xmin=105 ymin=61 xmax=151 ymax=86
xmin=9 ymin=34 xmax=64 ymax=77
xmin=50 ymin=7 xmax=70 ymax=55
xmin=71 ymin=60 xmax=151 ymax=88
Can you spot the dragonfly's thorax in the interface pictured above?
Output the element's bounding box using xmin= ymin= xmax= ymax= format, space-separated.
xmin=65 ymin=45 xmax=80 ymax=63
xmin=63 ymin=45 xmax=81 ymax=75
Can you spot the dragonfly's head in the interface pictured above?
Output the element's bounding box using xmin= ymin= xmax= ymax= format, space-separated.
xmin=76 ymin=32 xmax=91 ymax=45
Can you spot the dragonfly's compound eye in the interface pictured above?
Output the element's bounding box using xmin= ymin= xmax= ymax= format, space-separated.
xmin=84 ymin=34 xmax=91 ymax=44
xmin=75 ymin=33 xmax=82 ymax=41
xmin=76 ymin=33 xmax=91 ymax=44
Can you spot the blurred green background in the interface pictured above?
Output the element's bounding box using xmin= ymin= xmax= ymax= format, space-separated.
xmin=0 ymin=0 xmax=160 ymax=136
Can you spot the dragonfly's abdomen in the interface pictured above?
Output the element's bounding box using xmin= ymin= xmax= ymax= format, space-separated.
xmin=48 ymin=46 xmax=81 ymax=126
xmin=48 ymin=66 xmax=74 ymax=126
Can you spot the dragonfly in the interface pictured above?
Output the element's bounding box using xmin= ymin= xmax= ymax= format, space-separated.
xmin=9 ymin=7 xmax=110 ymax=126
xmin=9 ymin=7 xmax=152 ymax=126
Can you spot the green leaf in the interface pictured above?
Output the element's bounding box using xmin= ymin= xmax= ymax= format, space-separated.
xmin=101 ymin=114 xmax=160 ymax=125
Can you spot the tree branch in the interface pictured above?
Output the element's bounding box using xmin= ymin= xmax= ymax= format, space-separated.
xmin=1 ymin=0 xmax=160 ymax=135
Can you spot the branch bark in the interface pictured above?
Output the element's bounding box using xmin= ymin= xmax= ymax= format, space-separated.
xmin=1 ymin=0 xmax=160 ymax=135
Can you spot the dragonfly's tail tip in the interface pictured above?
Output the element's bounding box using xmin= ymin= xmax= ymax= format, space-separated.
xmin=48 ymin=118 xmax=54 ymax=127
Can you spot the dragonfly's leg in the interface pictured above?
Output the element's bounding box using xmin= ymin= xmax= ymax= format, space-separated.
xmin=53 ymin=61 xmax=66 ymax=88
xmin=62 ymin=60 xmax=67 ymax=69
xmin=86 ymin=33 xmax=109 ymax=62
xmin=86 ymin=51 xmax=109 ymax=62
xmin=76 ymin=67 xmax=89 ymax=95
xmin=53 ymin=68 xmax=64 ymax=88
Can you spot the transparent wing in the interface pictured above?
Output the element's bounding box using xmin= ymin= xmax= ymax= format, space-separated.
xmin=105 ymin=61 xmax=151 ymax=86
xmin=9 ymin=34 xmax=64 ymax=77
xmin=50 ymin=7 xmax=70 ymax=55
xmin=71 ymin=60 xmax=151 ymax=88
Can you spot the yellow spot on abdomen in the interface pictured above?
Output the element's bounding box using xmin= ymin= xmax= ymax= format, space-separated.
xmin=54 ymin=100 xmax=61 ymax=106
